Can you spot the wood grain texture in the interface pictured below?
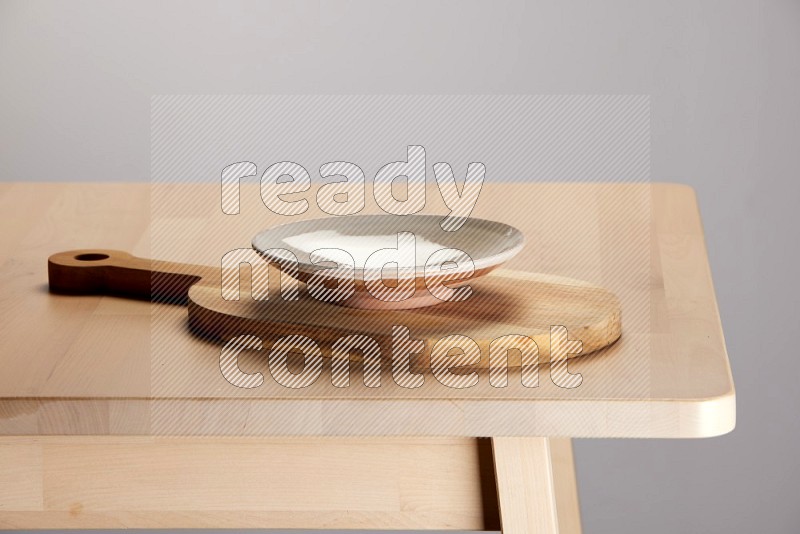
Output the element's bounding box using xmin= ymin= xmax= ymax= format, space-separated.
xmin=493 ymin=437 xmax=559 ymax=533
xmin=550 ymin=438 xmax=582 ymax=534
xmin=491 ymin=437 xmax=582 ymax=534
xmin=0 ymin=182 xmax=736 ymax=438
xmin=0 ymin=436 xmax=498 ymax=531
xmin=47 ymin=248 xmax=622 ymax=366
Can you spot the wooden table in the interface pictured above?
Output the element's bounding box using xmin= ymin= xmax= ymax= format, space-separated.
xmin=0 ymin=182 xmax=735 ymax=533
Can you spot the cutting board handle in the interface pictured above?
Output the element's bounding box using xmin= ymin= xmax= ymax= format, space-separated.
xmin=48 ymin=249 xmax=216 ymax=303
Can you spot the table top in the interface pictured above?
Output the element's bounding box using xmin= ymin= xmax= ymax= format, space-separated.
xmin=0 ymin=182 xmax=735 ymax=438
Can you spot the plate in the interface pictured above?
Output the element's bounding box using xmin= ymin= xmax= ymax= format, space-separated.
xmin=251 ymin=214 xmax=524 ymax=309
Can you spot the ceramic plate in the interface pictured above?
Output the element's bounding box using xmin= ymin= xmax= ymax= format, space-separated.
xmin=251 ymin=214 xmax=524 ymax=309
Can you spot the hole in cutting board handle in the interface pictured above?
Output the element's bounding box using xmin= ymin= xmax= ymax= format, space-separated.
xmin=74 ymin=253 xmax=110 ymax=261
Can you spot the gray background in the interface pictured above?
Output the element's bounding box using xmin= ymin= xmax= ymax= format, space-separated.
xmin=1 ymin=0 xmax=798 ymax=532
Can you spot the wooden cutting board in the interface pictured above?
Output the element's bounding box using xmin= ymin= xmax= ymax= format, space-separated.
xmin=48 ymin=249 xmax=621 ymax=367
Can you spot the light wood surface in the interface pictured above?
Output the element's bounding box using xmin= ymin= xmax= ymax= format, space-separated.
xmin=47 ymin=249 xmax=622 ymax=366
xmin=0 ymin=181 xmax=731 ymax=532
xmin=493 ymin=437 xmax=559 ymax=533
xmin=0 ymin=182 xmax=735 ymax=438
xmin=0 ymin=435 xmax=581 ymax=532
xmin=0 ymin=436 xmax=500 ymax=530
xmin=550 ymin=438 xmax=582 ymax=534
xmin=490 ymin=437 xmax=581 ymax=534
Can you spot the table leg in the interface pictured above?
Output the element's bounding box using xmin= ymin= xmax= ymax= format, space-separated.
xmin=491 ymin=437 xmax=582 ymax=534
